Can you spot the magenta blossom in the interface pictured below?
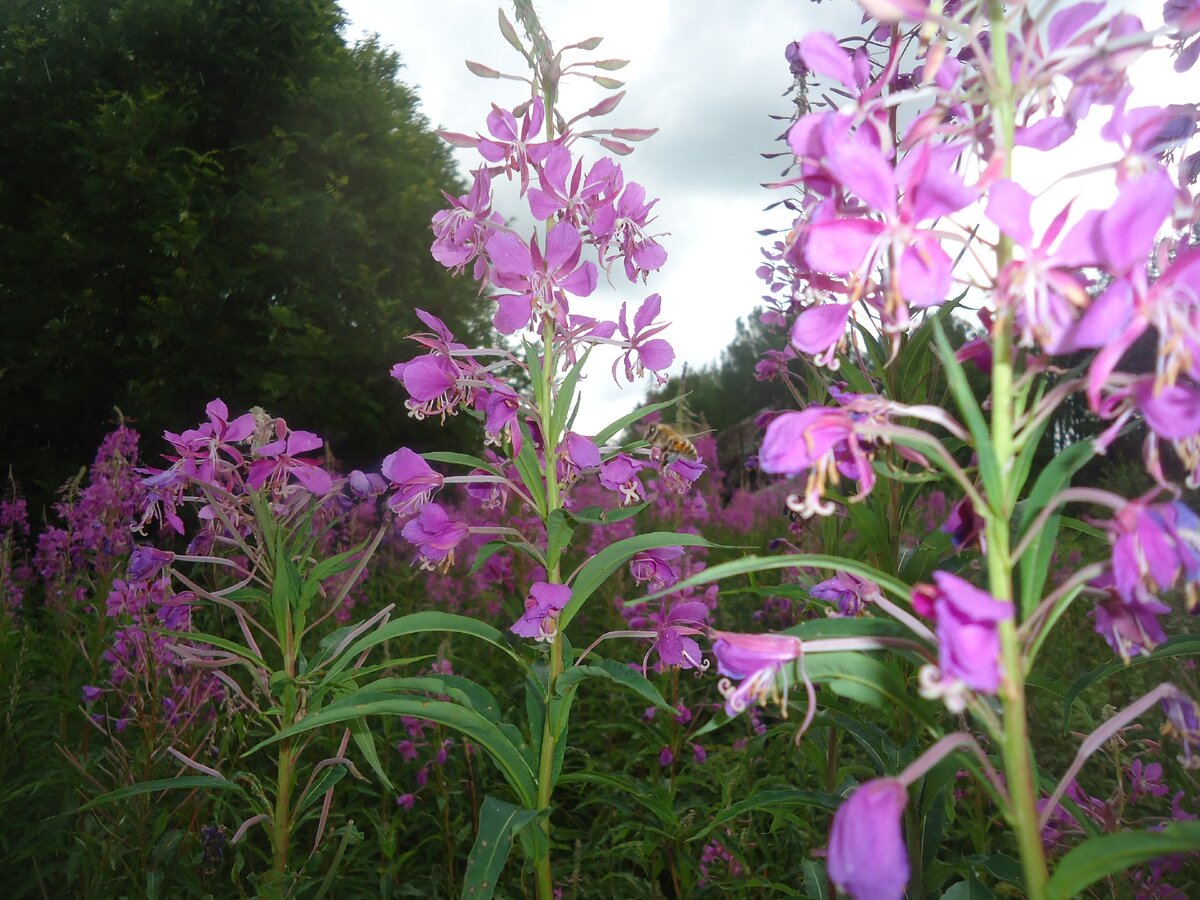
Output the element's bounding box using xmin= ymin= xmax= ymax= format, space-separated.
xmin=431 ymin=167 xmax=503 ymax=281
xmin=614 ymin=294 xmax=674 ymax=384
xmin=511 ymin=582 xmax=572 ymax=642
xmin=475 ymin=97 xmax=555 ymax=196
xmin=486 ymin=221 xmax=598 ymax=334
xmin=629 ymin=546 xmax=684 ymax=591
xmin=827 ymin=778 xmax=910 ymax=900
xmin=913 ymin=572 xmax=1013 ymax=710
xmin=759 ymin=404 xmax=875 ymax=517
xmin=660 ymin=455 xmax=706 ymax=495
xmin=1107 ymin=500 xmax=1200 ymax=609
xmin=804 ymin=141 xmax=976 ymax=307
xmin=382 ymin=448 xmax=443 ymax=517
xmin=810 ymin=571 xmax=883 ymax=617
xmin=1091 ymin=574 xmax=1171 ymax=662
xmin=648 ymin=600 xmax=707 ymax=671
xmin=712 ymin=631 xmax=803 ymax=717
xmin=599 ymin=454 xmax=648 ymax=506
xmin=1162 ymin=692 xmax=1200 ymax=768
xmin=400 ymin=503 xmax=469 ymax=570
xmin=247 ymin=429 xmax=331 ymax=495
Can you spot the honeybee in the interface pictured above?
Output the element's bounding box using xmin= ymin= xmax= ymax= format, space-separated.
xmin=645 ymin=423 xmax=700 ymax=461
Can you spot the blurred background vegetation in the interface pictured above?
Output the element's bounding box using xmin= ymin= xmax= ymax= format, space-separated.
xmin=0 ymin=0 xmax=490 ymax=509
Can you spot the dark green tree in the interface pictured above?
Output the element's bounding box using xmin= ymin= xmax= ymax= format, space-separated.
xmin=0 ymin=0 xmax=487 ymax=505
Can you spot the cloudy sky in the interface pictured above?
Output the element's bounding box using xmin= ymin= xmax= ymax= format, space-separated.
xmin=338 ymin=0 xmax=1186 ymax=433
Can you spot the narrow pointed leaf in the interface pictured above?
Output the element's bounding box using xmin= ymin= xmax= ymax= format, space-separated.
xmin=461 ymin=796 xmax=540 ymax=899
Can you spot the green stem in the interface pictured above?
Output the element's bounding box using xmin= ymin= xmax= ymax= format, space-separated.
xmin=985 ymin=0 xmax=1048 ymax=888
xmin=534 ymin=276 xmax=563 ymax=900
xmin=272 ymin=738 xmax=295 ymax=875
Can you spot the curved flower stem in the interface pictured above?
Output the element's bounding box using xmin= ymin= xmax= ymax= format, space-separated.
xmin=1010 ymin=487 xmax=1124 ymax=564
xmin=1040 ymin=683 xmax=1184 ymax=829
xmin=898 ymin=732 xmax=1008 ymax=802
xmin=1018 ymin=563 xmax=1106 ymax=662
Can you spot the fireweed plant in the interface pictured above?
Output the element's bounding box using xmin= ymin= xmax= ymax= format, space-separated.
xmin=79 ymin=401 xmax=410 ymax=895
xmin=226 ymin=6 xmax=726 ymax=897
xmin=640 ymin=0 xmax=1200 ymax=897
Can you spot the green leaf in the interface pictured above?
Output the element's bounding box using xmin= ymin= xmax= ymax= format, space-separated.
xmin=296 ymin=765 xmax=347 ymax=815
xmin=1017 ymin=438 xmax=1098 ymax=617
xmin=468 ymin=541 xmax=511 ymax=576
xmin=349 ymin=716 xmax=393 ymax=791
xmin=567 ymin=502 xmax=649 ymax=524
xmin=689 ymin=790 xmax=839 ymax=842
xmin=1045 ymin=821 xmax=1200 ymax=900
xmin=421 ymin=451 xmax=501 ymax=475
xmin=1061 ymin=634 xmax=1200 ymax=730
xmin=461 ymin=796 xmax=540 ymax=900
xmin=941 ymin=873 xmax=994 ymax=900
xmin=555 ymin=657 xmax=672 ymax=712
xmin=546 ymin=509 xmax=574 ymax=564
xmin=78 ymin=776 xmax=245 ymax=811
xmin=549 ymin=347 xmax=591 ymax=449
xmin=320 ymin=611 xmax=528 ymax=687
xmin=802 ymin=859 xmax=829 ymax=900
xmin=249 ymin=695 xmax=536 ymax=807
xmin=512 ymin=417 xmax=547 ymax=516
xmin=633 ymin=554 xmax=912 ymax=606
xmin=931 ymin=318 xmax=1000 ymax=505
xmin=558 ymin=532 xmax=719 ymax=630
xmin=592 ymin=398 xmax=678 ymax=447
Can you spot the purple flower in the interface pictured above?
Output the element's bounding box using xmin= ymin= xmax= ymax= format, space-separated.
xmin=1091 ymin=574 xmax=1170 ymax=661
xmin=475 ymin=97 xmax=555 ymax=196
xmin=810 ymin=571 xmax=883 ymax=617
xmin=614 ymin=294 xmax=674 ymax=384
xmin=1128 ymin=758 xmax=1170 ymax=804
xmin=692 ymin=744 xmax=707 ymax=764
xmin=400 ymin=503 xmax=469 ymax=569
xmin=486 ymin=221 xmax=598 ymax=334
xmin=629 ymin=546 xmax=684 ymax=591
xmin=913 ymin=572 xmax=1013 ymax=709
xmin=82 ymin=685 xmax=103 ymax=704
xmin=827 ymin=778 xmax=910 ymax=900
xmin=759 ymin=404 xmax=876 ymax=517
xmin=431 ymin=168 xmax=503 ymax=280
xmin=1161 ymin=692 xmax=1200 ymax=768
xmin=658 ymin=746 xmax=674 ymax=767
xmin=790 ymin=302 xmax=852 ymax=367
xmin=941 ymin=496 xmax=986 ymax=552
xmin=395 ymin=793 xmax=416 ymax=812
xmin=1108 ymin=500 xmax=1200 ymax=609
xmin=712 ymin=631 xmax=803 ymax=716
xmin=382 ymin=448 xmax=443 ymax=517
xmin=558 ymin=432 xmax=601 ymax=484
xmin=348 ymin=469 xmax=387 ymax=498
xmin=511 ymin=582 xmax=572 ymax=642
xmin=247 ymin=429 xmax=332 ymax=495
xmin=591 ymin=180 xmax=667 ymax=283
xmin=598 ymin=454 xmax=648 ymax=506
xmin=649 ymin=600 xmax=707 ymax=670
xmin=661 ymin=455 xmax=706 ymax=495
xmin=804 ymin=142 xmax=976 ymax=307
xmin=128 ymin=546 xmax=175 ymax=582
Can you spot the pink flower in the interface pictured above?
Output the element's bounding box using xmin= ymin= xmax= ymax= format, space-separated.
xmin=828 ymin=778 xmax=910 ymax=900
xmin=247 ymin=429 xmax=331 ymax=495
xmin=382 ymin=448 xmax=443 ymax=517
xmin=712 ymin=631 xmax=803 ymax=716
xmin=629 ymin=546 xmax=684 ymax=591
xmin=400 ymin=503 xmax=469 ymax=569
xmin=614 ymin=294 xmax=674 ymax=384
xmin=511 ymin=582 xmax=572 ymax=642
xmin=486 ymin=221 xmax=598 ymax=334
xmin=810 ymin=571 xmax=882 ymax=617
xmin=599 ymin=454 xmax=648 ymax=506
xmin=913 ymin=572 xmax=1013 ymax=710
